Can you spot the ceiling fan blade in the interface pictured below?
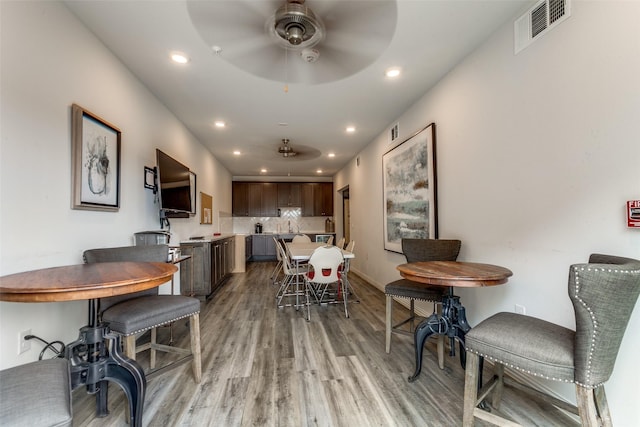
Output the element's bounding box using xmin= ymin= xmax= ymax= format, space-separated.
xmin=187 ymin=0 xmax=396 ymax=84
xmin=187 ymin=0 xmax=276 ymax=48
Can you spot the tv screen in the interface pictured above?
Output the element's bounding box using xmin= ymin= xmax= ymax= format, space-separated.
xmin=156 ymin=149 xmax=191 ymax=214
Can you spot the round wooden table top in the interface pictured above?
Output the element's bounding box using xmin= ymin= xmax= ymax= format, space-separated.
xmin=0 ymin=262 xmax=178 ymax=303
xmin=397 ymin=261 xmax=513 ymax=288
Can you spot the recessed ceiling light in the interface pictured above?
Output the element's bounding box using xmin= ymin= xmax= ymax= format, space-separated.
xmin=328 ymin=153 xmax=336 ymax=158
xmin=233 ymin=150 xmax=241 ymax=155
xmin=316 ymin=169 xmax=323 ymax=174
xmin=385 ymin=67 xmax=401 ymax=78
xmin=170 ymin=52 xmax=190 ymax=64
xmin=260 ymin=168 xmax=267 ymax=173
xmin=214 ymin=121 xmax=226 ymax=128
xmin=346 ymin=126 xmax=356 ymax=133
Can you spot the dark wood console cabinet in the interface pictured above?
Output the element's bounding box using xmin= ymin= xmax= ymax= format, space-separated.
xmin=180 ymin=237 xmax=235 ymax=299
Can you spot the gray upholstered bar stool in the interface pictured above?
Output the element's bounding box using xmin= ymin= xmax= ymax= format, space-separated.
xmin=83 ymin=244 xmax=202 ymax=383
xmin=0 ymin=358 xmax=73 ymax=426
xmin=385 ymin=238 xmax=461 ymax=370
xmin=462 ymin=254 xmax=640 ymax=427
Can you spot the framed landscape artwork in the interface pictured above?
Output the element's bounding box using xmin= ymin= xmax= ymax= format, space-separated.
xmin=382 ymin=123 xmax=438 ymax=253
xmin=71 ymin=104 xmax=121 ymax=211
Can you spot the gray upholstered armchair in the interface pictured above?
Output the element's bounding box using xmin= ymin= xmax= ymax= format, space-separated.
xmin=462 ymin=254 xmax=640 ymax=427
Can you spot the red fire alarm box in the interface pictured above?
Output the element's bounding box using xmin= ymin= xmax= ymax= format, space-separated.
xmin=627 ymin=200 xmax=640 ymax=228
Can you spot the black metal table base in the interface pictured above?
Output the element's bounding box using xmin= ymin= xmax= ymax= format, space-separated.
xmin=408 ymin=292 xmax=472 ymax=382
xmin=65 ymin=322 xmax=145 ymax=426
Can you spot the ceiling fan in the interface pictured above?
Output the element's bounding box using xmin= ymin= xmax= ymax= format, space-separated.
xmin=278 ymin=138 xmax=297 ymax=157
xmin=274 ymin=138 xmax=321 ymax=160
xmin=186 ymin=0 xmax=397 ymax=84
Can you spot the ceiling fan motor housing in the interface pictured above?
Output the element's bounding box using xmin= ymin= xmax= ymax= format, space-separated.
xmin=272 ymin=0 xmax=325 ymax=49
xmin=279 ymin=138 xmax=298 ymax=157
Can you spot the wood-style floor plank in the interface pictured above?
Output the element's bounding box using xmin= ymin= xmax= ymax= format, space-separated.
xmin=72 ymin=261 xmax=579 ymax=426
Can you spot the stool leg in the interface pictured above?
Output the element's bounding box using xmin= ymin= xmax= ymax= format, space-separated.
xmin=385 ymin=295 xmax=393 ymax=353
xmin=124 ymin=335 xmax=136 ymax=360
xmin=594 ymin=386 xmax=612 ymax=427
xmin=436 ymin=335 xmax=445 ymax=370
xmin=190 ymin=313 xmax=202 ymax=383
xmin=463 ymin=351 xmax=480 ymax=427
xmin=492 ymin=363 xmax=505 ymax=409
xmin=150 ymin=328 xmax=157 ymax=369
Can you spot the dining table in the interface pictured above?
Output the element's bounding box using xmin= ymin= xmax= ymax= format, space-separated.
xmin=286 ymin=241 xmax=356 ymax=319
xmin=0 ymin=261 xmax=178 ymax=427
xmin=396 ymin=261 xmax=513 ymax=382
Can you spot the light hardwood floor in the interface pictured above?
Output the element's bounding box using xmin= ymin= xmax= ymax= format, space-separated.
xmin=72 ymin=261 xmax=579 ymax=426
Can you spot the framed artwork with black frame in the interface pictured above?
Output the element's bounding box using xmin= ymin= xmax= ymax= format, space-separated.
xmin=71 ymin=104 xmax=121 ymax=211
xmin=382 ymin=123 xmax=438 ymax=253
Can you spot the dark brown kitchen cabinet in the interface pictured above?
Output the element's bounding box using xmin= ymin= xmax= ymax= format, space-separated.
xmin=232 ymin=182 xmax=249 ymax=216
xmin=301 ymin=182 xmax=333 ymax=216
xmin=316 ymin=182 xmax=333 ymax=216
xmin=248 ymin=183 xmax=262 ymax=216
xmin=247 ymin=183 xmax=278 ymax=217
xmin=277 ymin=183 xmax=301 ymax=207
xmin=301 ymin=183 xmax=315 ymax=217
xmin=233 ymin=181 xmax=332 ymax=217
xmin=261 ymin=183 xmax=278 ymax=216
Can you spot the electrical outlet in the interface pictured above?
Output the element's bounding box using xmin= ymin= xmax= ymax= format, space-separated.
xmin=19 ymin=329 xmax=31 ymax=354
xmin=515 ymin=304 xmax=526 ymax=315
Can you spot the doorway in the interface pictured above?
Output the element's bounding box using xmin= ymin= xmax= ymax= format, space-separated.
xmin=340 ymin=187 xmax=350 ymax=244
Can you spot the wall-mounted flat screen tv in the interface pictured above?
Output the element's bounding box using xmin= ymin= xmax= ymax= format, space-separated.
xmin=156 ymin=149 xmax=191 ymax=215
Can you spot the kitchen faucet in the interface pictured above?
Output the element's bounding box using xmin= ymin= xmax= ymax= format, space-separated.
xmin=288 ymin=220 xmax=291 ymax=233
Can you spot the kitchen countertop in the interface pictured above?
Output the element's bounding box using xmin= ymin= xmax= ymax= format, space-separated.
xmin=180 ymin=233 xmax=236 ymax=243
xmin=250 ymin=231 xmax=335 ymax=236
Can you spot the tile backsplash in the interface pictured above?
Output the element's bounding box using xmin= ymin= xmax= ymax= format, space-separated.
xmin=230 ymin=208 xmax=332 ymax=234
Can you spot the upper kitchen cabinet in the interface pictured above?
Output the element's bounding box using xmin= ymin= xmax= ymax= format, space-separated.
xmin=301 ymin=183 xmax=333 ymax=217
xmin=277 ymin=183 xmax=301 ymax=207
xmin=260 ymin=183 xmax=278 ymax=217
xmin=233 ymin=181 xmax=332 ymax=217
xmin=232 ymin=182 xmax=249 ymax=216
xmin=316 ymin=182 xmax=333 ymax=216
xmin=233 ymin=182 xmax=278 ymax=217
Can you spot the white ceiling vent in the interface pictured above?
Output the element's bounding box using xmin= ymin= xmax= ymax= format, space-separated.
xmin=514 ymin=0 xmax=571 ymax=54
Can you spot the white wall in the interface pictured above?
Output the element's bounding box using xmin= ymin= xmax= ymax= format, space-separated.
xmin=335 ymin=1 xmax=639 ymax=425
xmin=0 ymin=2 xmax=231 ymax=367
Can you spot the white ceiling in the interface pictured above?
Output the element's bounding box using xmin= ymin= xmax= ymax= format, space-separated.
xmin=64 ymin=0 xmax=531 ymax=179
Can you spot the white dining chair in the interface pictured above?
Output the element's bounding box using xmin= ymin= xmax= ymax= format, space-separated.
xmin=304 ymin=246 xmax=348 ymax=318
xmin=292 ymin=234 xmax=311 ymax=243
xmin=270 ymin=236 xmax=283 ymax=285
xmin=345 ymin=240 xmax=355 ymax=253
xmin=326 ymin=236 xmax=334 ymax=246
xmin=336 ymin=237 xmax=345 ymax=249
xmin=275 ymin=240 xmax=310 ymax=319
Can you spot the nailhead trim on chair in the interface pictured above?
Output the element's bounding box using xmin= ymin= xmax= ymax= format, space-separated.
xmin=465 ymin=348 xmax=578 ymax=385
xmin=573 ymin=266 xmax=596 ymax=386
xmin=385 ymin=294 xmax=440 ymax=302
xmin=573 ymin=265 xmax=640 ymax=388
xmin=118 ymin=311 xmax=200 ymax=337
